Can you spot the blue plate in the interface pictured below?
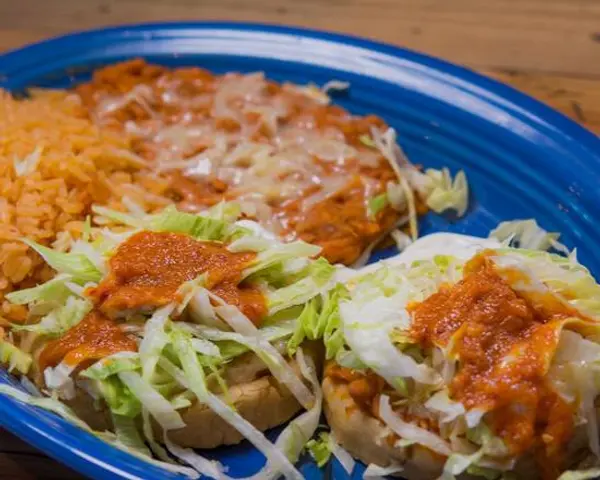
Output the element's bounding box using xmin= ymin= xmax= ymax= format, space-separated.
xmin=1 ymin=22 xmax=600 ymax=480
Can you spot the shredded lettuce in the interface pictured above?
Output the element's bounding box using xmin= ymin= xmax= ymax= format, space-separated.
xmin=441 ymin=447 xmax=486 ymax=479
xmin=80 ymin=352 xmax=141 ymax=380
xmin=163 ymin=433 xmax=227 ymax=479
xmin=92 ymin=205 xmax=144 ymax=228
xmin=242 ymin=240 xmax=321 ymax=280
xmin=424 ymin=390 xmax=466 ymax=425
xmin=5 ymin=274 xmax=73 ymax=306
xmin=267 ymin=257 xmax=335 ymax=315
xmin=92 ymin=202 xmax=246 ymax=243
xmin=169 ymin=328 xmax=304 ymax=479
xmin=367 ymin=193 xmax=388 ymax=219
xmin=117 ymin=370 xmax=185 ymax=430
xmin=0 ymin=340 xmax=32 ymax=374
xmin=233 ymin=219 xmax=277 ymax=242
xmin=69 ymin=238 xmax=108 ymax=274
xmin=160 ymin=346 xmax=321 ymax=480
xmin=489 ymin=219 xmax=569 ymax=254
xmin=558 ymin=468 xmax=600 ymax=480
xmin=21 ymin=238 xmax=102 ymax=283
xmin=44 ymin=362 xmax=76 ymax=399
xmin=139 ymin=304 xmax=173 ymax=382
xmin=466 ymin=465 xmax=502 ymax=480
xmin=421 ymin=168 xmax=469 ymax=217
xmin=379 ymin=394 xmax=451 ymax=456
xmin=259 ymin=347 xmax=323 ymax=480
xmin=187 ymin=286 xmax=228 ymax=330
xmin=287 ymin=284 xmax=347 ymax=359
xmin=321 ymin=79 xmax=350 ymax=94
xmin=369 ymin=127 xmax=421 ymax=239
xmin=203 ymin=201 xmax=242 ymax=223
xmin=306 ymin=432 xmax=332 ymax=467
xmin=96 ymin=376 xmax=142 ymax=418
xmin=147 ymin=205 xmax=231 ymax=241
xmin=175 ymin=274 xmax=208 ymax=315
xmin=548 ymin=330 xmax=600 ymax=457
xmin=141 ymin=406 xmax=176 ymax=463
xmin=491 ymin=248 xmax=600 ymax=320
xmin=13 ymin=296 xmax=92 ymax=337
xmin=0 ymin=384 xmax=199 ymax=478
xmin=227 ymin=235 xmax=272 ymax=253
xmin=189 ymin=319 xmax=296 ymax=363
xmin=340 ymin=292 xmax=440 ymax=387
xmin=363 ymin=463 xmax=404 ymax=479
xmin=390 ymin=229 xmax=412 ymax=252
xmin=466 ymin=423 xmax=509 ymax=458
xmin=196 ymin=303 xmax=315 ymax=410
xmin=304 ymin=431 xmax=355 ymax=475
xmin=112 ymin=413 xmax=151 ymax=457
xmin=190 ymin=337 xmax=221 ymax=358
xmin=334 ymin=348 xmax=368 ymax=371
xmin=386 ymin=182 xmax=407 ymax=212
xmin=169 ymin=391 xmax=194 ymax=411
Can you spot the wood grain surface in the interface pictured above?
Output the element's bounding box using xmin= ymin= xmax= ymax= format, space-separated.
xmin=1 ymin=0 xmax=599 ymax=134
xmin=0 ymin=1 xmax=599 ymax=479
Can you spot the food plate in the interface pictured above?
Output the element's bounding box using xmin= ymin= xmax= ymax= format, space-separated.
xmin=1 ymin=22 xmax=600 ymax=480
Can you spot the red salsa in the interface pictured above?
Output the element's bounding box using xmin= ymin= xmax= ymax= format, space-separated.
xmin=88 ymin=230 xmax=266 ymax=324
xmin=409 ymin=254 xmax=579 ymax=478
xmin=39 ymin=311 xmax=137 ymax=371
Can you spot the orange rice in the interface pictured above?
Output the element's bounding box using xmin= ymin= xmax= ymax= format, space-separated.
xmin=0 ymin=89 xmax=173 ymax=322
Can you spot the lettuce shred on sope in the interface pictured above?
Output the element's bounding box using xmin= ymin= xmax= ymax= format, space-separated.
xmin=3 ymin=204 xmax=600 ymax=479
xmin=333 ymin=233 xmax=600 ymax=479
xmin=489 ymin=218 xmax=572 ymax=257
xmin=368 ymin=126 xmax=470 ymax=242
xmin=0 ymin=201 xmax=335 ymax=479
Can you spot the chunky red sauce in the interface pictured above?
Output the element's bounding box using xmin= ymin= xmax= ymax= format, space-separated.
xmin=409 ymin=254 xmax=578 ymax=478
xmin=38 ymin=310 xmax=136 ymax=371
xmin=88 ymin=231 xmax=266 ymax=324
xmin=75 ymin=59 xmax=425 ymax=266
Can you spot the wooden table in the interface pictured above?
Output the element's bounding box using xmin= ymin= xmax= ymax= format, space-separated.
xmin=0 ymin=1 xmax=599 ymax=478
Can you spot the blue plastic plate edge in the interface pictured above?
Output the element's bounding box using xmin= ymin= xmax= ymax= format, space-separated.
xmin=2 ymin=21 xmax=600 ymax=158
xmin=1 ymin=21 xmax=600 ymax=480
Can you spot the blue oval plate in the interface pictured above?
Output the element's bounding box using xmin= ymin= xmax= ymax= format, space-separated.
xmin=1 ymin=22 xmax=600 ymax=480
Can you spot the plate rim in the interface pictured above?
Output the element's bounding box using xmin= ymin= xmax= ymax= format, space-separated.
xmin=2 ymin=21 xmax=600 ymax=159
xmin=1 ymin=21 xmax=600 ymax=480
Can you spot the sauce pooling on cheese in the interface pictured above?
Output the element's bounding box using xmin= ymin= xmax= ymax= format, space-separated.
xmin=76 ymin=59 xmax=423 ymax=265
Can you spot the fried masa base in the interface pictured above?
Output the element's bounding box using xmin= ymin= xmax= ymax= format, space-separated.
xmin=66 ymin=342 xmax=323 ymax=449
xmin=323 ymin=373 xmax=597 ymax=480
xmin=322 ymin=375 xmax=445 ymax=480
